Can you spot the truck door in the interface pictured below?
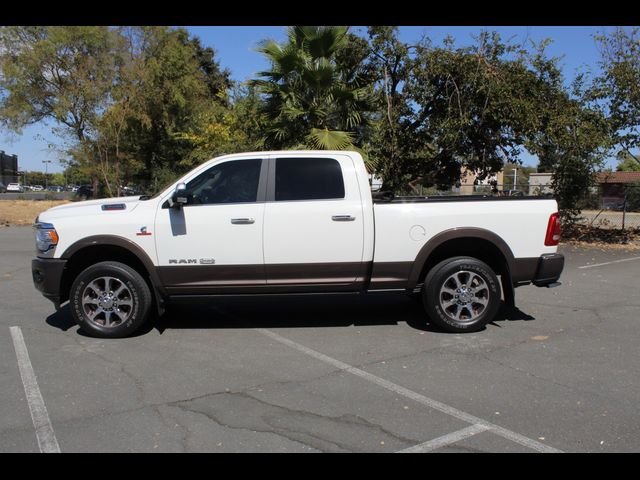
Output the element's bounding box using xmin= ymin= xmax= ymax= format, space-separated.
xmin=154 ymin=157 xmax=268 ymax=294
xmin=263 ymin=154 xmax=365 ymax=289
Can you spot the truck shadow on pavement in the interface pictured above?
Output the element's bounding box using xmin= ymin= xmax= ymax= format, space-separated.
xmin=45 ymin=293 xmax=535 ymax=337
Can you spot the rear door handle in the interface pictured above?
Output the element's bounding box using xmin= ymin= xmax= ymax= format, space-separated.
xmin=230 ymin=218 xmax=255 ymax=225
xmin=332 ymin=215 xmax=356 ymax=222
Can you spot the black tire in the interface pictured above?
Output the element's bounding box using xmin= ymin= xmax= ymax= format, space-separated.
xmin=69 ymin=261 xmax=152 ymax=338
xmin=422 ymin=256 xmax=501 ymax=333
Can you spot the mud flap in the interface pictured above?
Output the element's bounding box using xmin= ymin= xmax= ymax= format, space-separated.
xmin=501 ymin=275 xmax=515 ymax=308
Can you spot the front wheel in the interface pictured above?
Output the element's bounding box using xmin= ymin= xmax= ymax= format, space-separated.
xmin=69 ymin=261 xmax=152 ymax=338
xmin=422 ymin=257 xmax=501 ymax=333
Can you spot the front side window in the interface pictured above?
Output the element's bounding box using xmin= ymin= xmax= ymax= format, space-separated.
xmin=275 ymin=157 xmax=345 ymax=201
xmin=186 ymin=159 xmax=262 ymax=205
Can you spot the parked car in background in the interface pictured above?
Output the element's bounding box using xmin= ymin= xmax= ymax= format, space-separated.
xmin=607 ymin=202 xmax=626 ymax=212
xmin=7 ymin=183 xmax=24 ymax=193
xmin=75 ymin=185 xmax=94 ymax=200
xmin=47 ymin=185 xmax=64 ymax=193
xmin=31 ymin=185 xmax=44 ymax=192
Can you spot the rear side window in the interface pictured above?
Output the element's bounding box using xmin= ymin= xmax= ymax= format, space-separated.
xmin=275 ymin=157 xmax=345 ymax=201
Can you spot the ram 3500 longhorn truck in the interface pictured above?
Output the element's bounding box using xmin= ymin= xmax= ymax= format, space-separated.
xmin=31 ymin=151 xmax=564 ymax=338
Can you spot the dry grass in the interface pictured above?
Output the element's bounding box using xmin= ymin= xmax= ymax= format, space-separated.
xmin=563 ymin=240 xmax=640 ymax=251
xmin=562 ymin=224 xmax=640 ymax=250
xmin=0 ymin=200 xmax=71 ymax=226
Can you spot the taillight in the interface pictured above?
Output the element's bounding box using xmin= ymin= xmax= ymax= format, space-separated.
xmin=545 ymin=212 xmax=561 ymax=246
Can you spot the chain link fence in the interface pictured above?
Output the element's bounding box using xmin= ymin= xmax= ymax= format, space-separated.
xmin=575 ymin=183 xmax=640 ymax=230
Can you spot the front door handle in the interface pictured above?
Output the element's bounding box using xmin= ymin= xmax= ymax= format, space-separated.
xmin=231 ymin=218 xmax=255 ymax=225
xmin=332 ymin=215 xmax=356 ymax=222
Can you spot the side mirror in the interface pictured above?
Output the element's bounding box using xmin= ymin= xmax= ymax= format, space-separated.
xmin=170 ymin=183 xmax=188 ymax=209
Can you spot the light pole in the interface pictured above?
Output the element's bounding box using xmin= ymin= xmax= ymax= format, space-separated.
xmin=42 ymin=160 xmax=52 ymax=189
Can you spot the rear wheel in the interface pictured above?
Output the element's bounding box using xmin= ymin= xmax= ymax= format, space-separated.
xmin=422 ymin=257 xmax=501 ymax=333
xmin=69 ymin=261 xmax=152 ymax=338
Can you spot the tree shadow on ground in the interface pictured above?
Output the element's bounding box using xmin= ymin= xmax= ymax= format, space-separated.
xmin=46 ymin=292 xmax=536 ymax=337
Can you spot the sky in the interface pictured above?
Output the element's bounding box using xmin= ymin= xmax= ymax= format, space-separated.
xmin=0 ymin=25 xmax=616 ymax=174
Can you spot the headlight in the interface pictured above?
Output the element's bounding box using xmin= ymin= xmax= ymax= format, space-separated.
xmin=33 ymin=222 xmax=59 ymax=253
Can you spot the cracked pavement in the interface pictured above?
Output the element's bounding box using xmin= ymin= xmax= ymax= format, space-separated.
xmin=1 ymin=226 xmax=640 ymax=452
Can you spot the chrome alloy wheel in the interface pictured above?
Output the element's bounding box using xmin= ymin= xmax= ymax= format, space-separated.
xmin=439 ymin=270 xmax=490 ymax=323
xmin=82 ymin=276 xmax=134 ymax=327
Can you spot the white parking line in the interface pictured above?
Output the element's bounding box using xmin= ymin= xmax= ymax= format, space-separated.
xmin=257 ymin=328 xmax=562 ymax=453
xmin=10 ymin=326 xmax=61 ymax=453
xmin=396 ymin=424 xmax=490 ymax=453
xmin=578 ymin=256 xmax=640 ymax=269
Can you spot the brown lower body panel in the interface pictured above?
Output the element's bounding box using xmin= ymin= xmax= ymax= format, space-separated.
xmin=368 ymin=262 xmax=413 ymax=290
xmin=159 ymin=257 xmax=555 ymax=296
xmin=267 ymin=262 xmax=368 ymax=284
xmin=160 ymin=262 xmax=374 ymax=295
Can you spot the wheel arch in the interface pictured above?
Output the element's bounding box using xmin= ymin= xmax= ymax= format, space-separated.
xmin=59 ymin=236 xmax=165 ymax=312
xmin=409 ymin=228 xmax=515 ymax=304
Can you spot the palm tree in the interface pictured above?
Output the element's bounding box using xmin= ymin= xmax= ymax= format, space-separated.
xmin=250 ymin=26 xmax=374 ymax=152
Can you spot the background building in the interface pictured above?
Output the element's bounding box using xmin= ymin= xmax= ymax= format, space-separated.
xmin=0 ymin=150 xmax=19 ymax=185
xmin=596 ymin=171 xmax=640 ymax=209
xmin=457 ymin=168 xmax=504 ymax=195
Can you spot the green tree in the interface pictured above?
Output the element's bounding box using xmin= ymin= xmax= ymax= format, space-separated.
xmin=523 ymin=40 xmax=574 ymax=174
xmin=548 ymin=88 xmax=609 ymax=226
xmin=21 ymin=171 xmax=47 ymax=186
xmin=592 ymin=27 xmax=640 ymax=169
xmin=97 ymin=27 xmax=233 ymax=194
xmin=61 ymin=162 xmax=91 ymax=186
xmin=625 ymin=183 xmax=640 ymax=211
xmin=250 ymin=26 xmax=375 ymax=152
xmin=50 ymin=172 xmax=66 ymax=186
xmin=187 ymin=36 xmax=233 ymax=100
xmin=0 ymin=26 xmax=236 ymax=197
xmin=367 ymin=30 xmax=566 ymax=192
xmin=90 ymin=28 xmax=148 ymax=196
xmin=229 ymin=84 xmax=269 ymax=151
xmin=365 ymin=26 xmax=419 ymax=191
xmin=172 ymin=87 xmax=263 ymax=169
xmin=616 ymin=151 xmax=640 ymax=171
xmin=0 ymin=26 xmax=120 ymax=192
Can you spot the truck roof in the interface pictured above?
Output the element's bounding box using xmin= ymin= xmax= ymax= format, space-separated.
xmin=214 ymin=150 xmax=361 ymax=159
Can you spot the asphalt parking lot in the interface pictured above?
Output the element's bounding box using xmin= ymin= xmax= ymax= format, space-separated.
xmin=1 ymin=225 xmax=639 ymax=453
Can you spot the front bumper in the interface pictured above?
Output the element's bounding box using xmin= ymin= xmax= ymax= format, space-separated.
xmin=32 ymin=257 xmax=67 ymax=308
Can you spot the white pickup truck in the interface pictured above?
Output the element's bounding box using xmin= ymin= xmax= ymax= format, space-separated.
xmin=31 ymin=150 xmax=564 ymax=338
